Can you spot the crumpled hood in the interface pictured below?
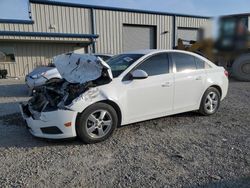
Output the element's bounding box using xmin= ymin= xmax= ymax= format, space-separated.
xmin=54 ymin=53 xmax=113 ymax=84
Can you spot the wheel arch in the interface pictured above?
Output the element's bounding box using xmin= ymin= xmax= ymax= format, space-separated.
xmin=198 ymin=85 xmax=222 ymax=116
xmin=199 ymin=84 xmax=222 ymax=107
xmin=99 ymin=100 xmax=122 ymax=126
xmin=76 ymin=99 xmax=122 ymax=128
xmin=209 ymin=85 xmax=222 ymax=97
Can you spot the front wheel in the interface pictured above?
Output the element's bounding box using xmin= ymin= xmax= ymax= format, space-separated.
xmin=199 ymin=87 xmax=221 ymax=116
xmin=76 ymin=103 xmax=118 ymax=144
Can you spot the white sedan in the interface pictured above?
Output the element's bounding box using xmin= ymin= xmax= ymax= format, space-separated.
xmin=20 ymin=50 xmax=228 ymax=143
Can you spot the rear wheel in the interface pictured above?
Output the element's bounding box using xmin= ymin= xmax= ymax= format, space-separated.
xmin=76 ymin=103 xmax=118 ymax=144
xmin=199 ymin=87 xmax=221 ymax=116
xmin=232 ymin=54 xmax=250 ymax=81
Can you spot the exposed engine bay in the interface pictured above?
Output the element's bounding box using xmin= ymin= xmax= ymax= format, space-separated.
xmin=24 ymin=53 xmax=112 ymax=117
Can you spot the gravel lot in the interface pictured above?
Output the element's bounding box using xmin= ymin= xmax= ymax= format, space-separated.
xmin=0 ymin=79 xmax=249 ymax=187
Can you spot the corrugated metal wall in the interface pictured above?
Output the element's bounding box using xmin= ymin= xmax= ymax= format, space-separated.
xmin=0 ymin=3 xmax=92 ymax=42
xmin=0 ymin=1 xmax=211 ymax=46
xmin=94 ymin=10 xmax=173 ymax=54
xmin=0 ymin=2 xmax=211 ymax=77
xmin=176 ymin=17 xmax=208 ymax=28
xmin=0 ymin=42 xmax=75 ymax=77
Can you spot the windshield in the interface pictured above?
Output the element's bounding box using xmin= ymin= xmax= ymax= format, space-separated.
xmin=221 ymin=18 xmax=236 ymax=37
xmin=220 ymin=17 xmax=248 ymax=37
xmin=106 ymin=54 xmax=144 ymax=78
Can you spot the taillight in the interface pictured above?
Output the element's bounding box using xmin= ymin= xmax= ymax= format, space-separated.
xmin=224 ymin=70 xmax=229 ymax=77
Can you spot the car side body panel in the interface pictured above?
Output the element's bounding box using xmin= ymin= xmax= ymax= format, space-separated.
xmin=173 ymin=69 xmax=207 ymax=112
xmin=204 ymin=67 xmax=229 ymax=100
xmin=122 ymin=73 xmax=174 ymax=123
xmin=66 ymin=50 xmax=228 ymax=127
xmin=67 ymin=80 xmax=126 ymax=123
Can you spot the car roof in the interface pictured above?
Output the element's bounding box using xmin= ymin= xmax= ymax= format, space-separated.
xmin=123 ymin=49 xmax=160 ymax=55
xmin=122 ymin=49 xmax=195 ymax=55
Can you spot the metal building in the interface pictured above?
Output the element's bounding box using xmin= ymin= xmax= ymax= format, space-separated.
xmin=0 ymin=0 xmax=211 ymax=77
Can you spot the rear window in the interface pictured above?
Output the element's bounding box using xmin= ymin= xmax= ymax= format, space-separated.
xmin=171 ymin=52 xmax=211 ymax=72
xmin=171 ymin=53 xmax=197 ymax=72
xmin=195 ymin=57 xmax=205 ymax=69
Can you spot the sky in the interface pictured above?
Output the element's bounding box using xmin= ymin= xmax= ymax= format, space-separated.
xmin=0 ymin=0 xmax=250 ymax=20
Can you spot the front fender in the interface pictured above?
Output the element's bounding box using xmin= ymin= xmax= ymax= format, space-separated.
xmin=66 ymin=87 xmax=122 ymax=114
xmin=44 ymin=69 xmax=62 ymax=80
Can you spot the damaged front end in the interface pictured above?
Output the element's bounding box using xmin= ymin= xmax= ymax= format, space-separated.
xmin=21 ymin=53 xmax=113 ymax=120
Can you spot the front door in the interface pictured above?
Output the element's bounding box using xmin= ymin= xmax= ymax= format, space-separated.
xmin=123 ymin=53 xmax=174 ymax=122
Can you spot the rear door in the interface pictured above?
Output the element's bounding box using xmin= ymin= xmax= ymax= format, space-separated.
xmin=170 ymin=52 xmax=206 ymax=111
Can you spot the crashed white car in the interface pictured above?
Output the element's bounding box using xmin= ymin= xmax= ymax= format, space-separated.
xmin=20 ymin=50 xmax=228 ymax=143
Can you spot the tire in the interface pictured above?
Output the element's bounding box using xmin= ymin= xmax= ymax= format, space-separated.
xmin=76 ymin=102 xmax=118 ymax=144
xmin=232 ymin=54 xmax=250 ymax=81
xmin=199 ymin=87 xmax=221 ymax=116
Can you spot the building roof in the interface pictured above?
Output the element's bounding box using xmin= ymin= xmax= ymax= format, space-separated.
xmin=0 ymin=19 xmax=34 ymax=24
xmin=0 ymin=31 xmax=99 ymax=39
xmin=30 ymin=0 xmax=211 ymax=19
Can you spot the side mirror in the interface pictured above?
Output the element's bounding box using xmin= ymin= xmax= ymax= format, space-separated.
xmin=131 ymin=69 xmax=148 ymax=80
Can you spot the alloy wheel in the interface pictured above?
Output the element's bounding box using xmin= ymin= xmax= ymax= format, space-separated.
xmin=204 ymin=91 xmax=219 ymax=113
xmin=86 ymin=110 xmax=113 ymax=139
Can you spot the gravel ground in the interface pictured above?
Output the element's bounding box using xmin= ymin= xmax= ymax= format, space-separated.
xmin=0 ymin=79 xmax=249 ymax=187
xmin=0 ymin=78 xmax=29 ymax=116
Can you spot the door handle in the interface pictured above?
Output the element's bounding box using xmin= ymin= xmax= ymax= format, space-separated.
xmin=161 ymin=82 xmax=172 ymax=87
xmin=195 ymin=76 xmax=202 ymax=81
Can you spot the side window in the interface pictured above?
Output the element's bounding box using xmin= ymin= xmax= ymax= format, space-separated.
xmin=171 ymin=53 xmax=197 ymax=72
xmin=136 ymin=53 xmax=169 ymax=76
xmin=195 ymin=57 xmax=205 ymax=69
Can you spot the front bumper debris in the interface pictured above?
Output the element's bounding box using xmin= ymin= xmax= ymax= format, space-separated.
xmin=19 ymin=103 xmax=78 ymax=139
xmin=21 ymin=54 xmax=113 ymax=139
